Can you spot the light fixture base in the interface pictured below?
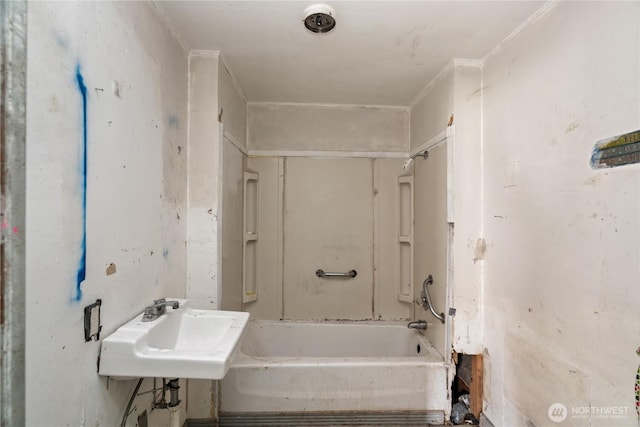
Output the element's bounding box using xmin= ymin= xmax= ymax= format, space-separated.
xmin=304 ymin=4 xmax=336 ymax=34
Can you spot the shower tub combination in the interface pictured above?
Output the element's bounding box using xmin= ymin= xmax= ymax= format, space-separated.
xmin=220 ymin=320 xmax=448 ymax=424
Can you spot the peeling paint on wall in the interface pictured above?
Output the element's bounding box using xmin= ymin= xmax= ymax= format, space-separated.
xmin=75 ymin=64 xmax=88 ymax=302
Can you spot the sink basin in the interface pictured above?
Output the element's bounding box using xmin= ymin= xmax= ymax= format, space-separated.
xmin=98 ymin=299 xmax=250 ymax=380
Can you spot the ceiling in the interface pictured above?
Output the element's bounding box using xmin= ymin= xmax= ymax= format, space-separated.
xmin=156 ymin=1 xmax=545 ymax=106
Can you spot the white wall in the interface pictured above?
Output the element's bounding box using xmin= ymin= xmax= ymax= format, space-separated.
xmin=411 ymin=61 xmax=483 ymax=354
xmin=219 ymin=59 xmax=247 ymax=149
xmin=186 ymin=51 xmax=247 ymax=418
xmin=450 ymin=64 xmax=483 ymax=354
xmin=185 ymin=53 xmax=221 ymax=419
xmin=410 ymin=67 xmax=454 ymax=151
xmin=26 ymin=2 xmax=188 ymax=426
xmin=248 ymin=103 xmax=410 ymax=153
xmin=187 ymin=54 xmax=220 ymax=311
xmin=186 ymin=52 xmax=247 ymax=311
xmin=481 ymin=2 xmax=640 ymax=425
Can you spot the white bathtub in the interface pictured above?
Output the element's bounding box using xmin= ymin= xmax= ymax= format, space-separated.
xmin=220 ymin=321 xmax=448 ymax=418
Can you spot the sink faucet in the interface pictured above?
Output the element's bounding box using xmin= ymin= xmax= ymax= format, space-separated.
xmin=407 ymin=320 xmax=427 ymax=330
xmin=142 ymin=298 xmax=180 ymax=322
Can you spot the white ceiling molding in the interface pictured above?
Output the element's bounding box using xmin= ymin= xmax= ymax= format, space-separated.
xmin=408 ymin=60 xmax=454 ymax=109
xmin=248 ymin=150 xmax=407 ymax=159
xmin=247 ymin=101 xmax=410 ymax=112
xmin=452 ymin=59 xmax=483 ymax=69
xmin=189 ymin=50 xmax=220 ymax=58
xmin=482 ymin=0 xmax=559 ymax=64
xmin=409 ymin=1 xmax=556 ymax=109
xmin=150 ymin=0 xmax=189 ymax=53
xmin=219 ymin=53 xmax=248 ymax=103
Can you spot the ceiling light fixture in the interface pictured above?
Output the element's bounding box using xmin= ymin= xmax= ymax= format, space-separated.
xmin=304 ymin=4 xmax=336 ymax=34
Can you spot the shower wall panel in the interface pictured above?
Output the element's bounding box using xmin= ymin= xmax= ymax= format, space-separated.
xmin=283 ymin=157 xmax=374 ymax=320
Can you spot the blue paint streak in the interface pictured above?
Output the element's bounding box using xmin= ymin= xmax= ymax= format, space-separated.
xmin=75 ymin=65 xmax=88 ymax=302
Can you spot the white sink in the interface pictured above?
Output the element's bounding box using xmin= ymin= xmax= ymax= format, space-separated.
xmin=98 ymin=299 xmax=250 ymax=380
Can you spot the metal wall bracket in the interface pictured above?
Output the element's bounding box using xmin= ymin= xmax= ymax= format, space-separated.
xmin=84 ymin=299 xmax=102 ymax=342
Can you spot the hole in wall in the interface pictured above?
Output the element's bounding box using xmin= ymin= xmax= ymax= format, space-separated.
xmin=451 ymin=353 xmax=482 ymax=424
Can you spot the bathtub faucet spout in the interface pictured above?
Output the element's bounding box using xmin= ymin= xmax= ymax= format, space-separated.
xmin=407 ymin=320 xmax=427 ymax=330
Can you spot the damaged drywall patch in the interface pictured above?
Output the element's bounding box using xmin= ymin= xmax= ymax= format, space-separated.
xmin=105 ymin=263 xmax=116 ymax=276
xmin=473 ymin=238 xmax=487 ymax=264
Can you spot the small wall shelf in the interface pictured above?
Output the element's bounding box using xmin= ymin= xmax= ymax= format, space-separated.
xmin=243 ymin=171 xmax=259 ymax=303
xmin=397 ymin=175 xmax=414 ymax=303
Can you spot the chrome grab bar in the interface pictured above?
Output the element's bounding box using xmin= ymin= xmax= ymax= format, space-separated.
xmin=419 ymin=275 xmax=445 ymax=324
xmin=315 ymin=269 xmax=358 ymax=278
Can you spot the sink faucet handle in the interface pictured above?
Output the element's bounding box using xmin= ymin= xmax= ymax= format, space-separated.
xmin=164 ymin=300 xmax=180 ymax=309
xmin=142 ymin=299 xmax=180 ymax=322
xmin=152 ymin=298 xmax=179 ymax=309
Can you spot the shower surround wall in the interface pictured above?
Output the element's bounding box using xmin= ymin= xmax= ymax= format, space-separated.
xmin=26 ymin=2 xmax=188 ymax=426
xmin=246 ymin=103 xmax=412 ymax=320
xmin=413 ymin=142 xmax=449 ymax=358
xmin=283 ymin=157 xmax=374 ymax=320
